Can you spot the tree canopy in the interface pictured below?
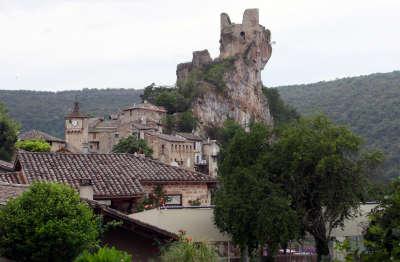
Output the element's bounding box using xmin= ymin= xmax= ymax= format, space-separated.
xmin=0 ymin=182 xmax=101 ymax=262
xmin=15 ymin=139 xmax=51 ymax=152
xmin=268 ymin=115 xmax=383 ymax=261
xmin=214 ymin=123 xmax=299 ymax=260
xmin=0 ymin=103 xmax=19 ymax=161
xmin=112 ymin=135 xmax=153 ymax=157
xmin=363 ymin=178 xmax=400 ymax=261
xmin=278 ymin=71 xmax=400 ymax=181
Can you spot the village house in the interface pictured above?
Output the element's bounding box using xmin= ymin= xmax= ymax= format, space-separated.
xmin=64 ymin=101 xmax=219 ymax=176
xmin=18 ymin=129 xmax=66 ymax=152
xmin=5 ymin=151 xmax=216 ymax=213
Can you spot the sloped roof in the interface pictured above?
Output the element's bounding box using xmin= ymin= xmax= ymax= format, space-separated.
xmin=0 ymin=182 xmax=29 ymax=205
xmin=16 ymin=152 xmax=216 ymax=198
xmin=19 ymin=130 xmax=65 ymax=143
xmin=177 ymin=132 xmax=203 ymax=141
xmin=0 ymin=172 xmax=20 ymax=184
xmin=146 ymin=132 xmax=187 ymax=143
xmin=123 ymin=102 xmax=166 ymax=113
xmin=0 ymin=160 xmax=14 ymax=171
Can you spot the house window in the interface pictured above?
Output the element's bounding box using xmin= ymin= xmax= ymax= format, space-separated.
xmin=161 ymin=144 xmax=165 ymax=154
xmin=93 ymin=133 xmax=96 ymax=139
xmin=165 ymin=194 xmax=182 ymax=206
xmin=114 ymin=133 xmax=119 ymax=138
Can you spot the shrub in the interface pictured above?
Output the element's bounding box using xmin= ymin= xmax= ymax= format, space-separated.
xmin=160 ymin=232 xmax=218 ymax=262
xmin=74 ymin=247 xmax=131 ymax=262
xmin=112 ymin=135 xmax=153 ymax=157
xmin=15 ymin=139 xmax=51 ymax=152
xmin=0 ymin=182 xmax=101 ymax=262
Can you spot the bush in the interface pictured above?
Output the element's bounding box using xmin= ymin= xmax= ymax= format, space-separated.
xmin=112 ymin=135 xmax=153 ymax=157
xmin=160 ymin=232 xmax=218 ymax=262
xmin=75 ymin=247 xmax=131 ymax=262
xmin=0 ymin=182 xmax=101 ymax=262
xmin=15 ymin=139 xmax=51 ymax=152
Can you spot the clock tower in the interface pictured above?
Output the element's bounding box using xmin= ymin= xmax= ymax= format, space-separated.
xmin=65 ymin=102 xmax=89 ymax=153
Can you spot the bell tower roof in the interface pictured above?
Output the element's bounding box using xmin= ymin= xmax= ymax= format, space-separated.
xmin=66 ymin=101 xmax=88 ymax=119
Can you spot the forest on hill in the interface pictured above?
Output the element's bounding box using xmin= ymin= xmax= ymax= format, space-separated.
xmin=1 ymin=71 xmax=399 ymax=181
xmin=277 ymin=71 xmax=400 ymax=182
xmin=0 ymin=88 xmax=142 ymax=138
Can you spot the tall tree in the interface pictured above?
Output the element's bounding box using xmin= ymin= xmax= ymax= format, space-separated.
xmin=214 ymin=123 xmax=299 ymax=261
xmin=112 ymin=135 xmax=153 ymax=157
xmin=0 ymin=103 xmax=19 ymax=161
xmin=268 ymin=115 xmax=383 ymax=261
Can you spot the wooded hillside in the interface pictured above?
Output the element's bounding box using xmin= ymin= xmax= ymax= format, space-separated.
xmin=277 ymin=71 xmax=400 ymax=181
xmin=0 ymin=89 xmax=142 ymax=138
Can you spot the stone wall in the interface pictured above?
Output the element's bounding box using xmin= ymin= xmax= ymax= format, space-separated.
xmin=176 ymin=9 xmax=273 ymax=133
xmin=143 ymin=184 xmax=211 ymax=206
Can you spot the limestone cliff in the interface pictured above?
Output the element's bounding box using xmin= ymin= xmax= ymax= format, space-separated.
xmin=176 ymin=9 xmax=273 ymax=133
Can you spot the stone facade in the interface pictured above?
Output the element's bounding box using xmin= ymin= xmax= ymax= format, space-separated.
xmin=144 ymin=132 xmax=195 ymax=170
xmin=64 ymin=102 xmax=218 ymax=176
xmin=176 ymin=9 xmax=273 ymax=133
xmin=65 ymin=101 xmax=166 ymax=154
xmin=143 ymin=184 xmax=211 ymax=207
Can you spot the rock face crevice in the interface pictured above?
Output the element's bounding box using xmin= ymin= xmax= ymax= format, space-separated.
xmin=176 ymin=9 xmax=273 ymax=132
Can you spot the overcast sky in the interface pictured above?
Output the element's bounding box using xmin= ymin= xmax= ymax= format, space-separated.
xmin=0 ymin=0 xmax=399 ymax=91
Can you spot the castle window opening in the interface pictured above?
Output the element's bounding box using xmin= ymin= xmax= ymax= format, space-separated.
xmin=240 ymin=31 xmax=245 ymax=40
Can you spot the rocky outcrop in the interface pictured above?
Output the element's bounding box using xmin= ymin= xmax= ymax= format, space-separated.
xmin=176 ymin=9 xmax=273 ymax=133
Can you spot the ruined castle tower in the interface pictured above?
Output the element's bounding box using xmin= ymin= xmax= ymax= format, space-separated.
xmin=176 ymin=9 xmax=273 ymax=132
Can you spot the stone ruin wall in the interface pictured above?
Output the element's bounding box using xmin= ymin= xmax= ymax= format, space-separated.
xmin=176 ymin=9 xmax=273 ymax=133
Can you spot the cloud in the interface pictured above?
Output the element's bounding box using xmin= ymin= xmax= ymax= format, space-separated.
xmin=0 ymin=0 xmax=399 ymax=90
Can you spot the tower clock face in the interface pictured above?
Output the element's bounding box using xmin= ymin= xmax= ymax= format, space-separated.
xmin=71 ymin=120 xmax=78 ymax=127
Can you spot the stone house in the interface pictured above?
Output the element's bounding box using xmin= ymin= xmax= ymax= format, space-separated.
xmin=144 ymin=131 xmax=195 ymax=170
xmin=19 ymin=129 xmax=66 ymax=152
xmin=7 ymin=151 xmax=216 ymax=213
xmin=65 ymin=101 xmax=166 ymax=154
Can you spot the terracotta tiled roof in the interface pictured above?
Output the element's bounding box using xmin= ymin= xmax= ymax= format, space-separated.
xmin=0 ymin=160 xmax=14 ymax=171
xmin=0 ymin=172 xmax=20 ymax=184
xmin=0 ymin=182 xmax=28 ymax=205
xmin=16 ymin=152 xmax=216 ymax=199
xmin=19 ymin=129 xmax=65 ymax=143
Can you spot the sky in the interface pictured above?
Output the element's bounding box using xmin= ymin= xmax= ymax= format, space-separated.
xmin=0 ymin=0 xmax=399 ymax=91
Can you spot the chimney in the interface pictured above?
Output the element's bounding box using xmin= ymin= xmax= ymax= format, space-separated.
xmin=79 ymin=179 xmax=93 ymax=200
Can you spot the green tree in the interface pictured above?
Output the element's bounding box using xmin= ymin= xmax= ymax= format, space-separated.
xmin=0 ymin=102 xmax=19 ymax=161
xmin=160 ymin=231 xmax=218 ymax=262
xmin=262 ymin=87 xmax=299 ymax=125
xmin=15 ymin=139 xmax=51 ymax=152
xmin=214 ymin=123 xmax=299 ymax=261
xmin=112 ymin=135 xmax=153 ymax=157
xmin=0 ymin=182 xmax=101 ymax=262
xmin=363 ymin=178 xmax=400 ymax=261
xmin=74 ymin=247 xmax=131 ymax=262
xmin=269 ymin=115 xmax=383 ymax=261
xmin=176 ymin=111 xmax=197 ymax=132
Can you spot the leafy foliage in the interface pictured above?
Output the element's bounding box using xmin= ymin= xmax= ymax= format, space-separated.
xmin=160 ymin=231 xmax=218 ymax=262
xmin=214 ymin=123 xmax=300 ymax=259
xmin=277 ymin=71 xmax=400 ymax=181
xmin=0 ymin=88 xmax=142 ymax=138
xmin=262 ymin=87 xmax=299 ymax=125
xmin=363 ymin=178 xmax=400 ymax=261
xmin=0 ymin=182 xmax=101 ymax=262
xmin=0 ymin=102 xmax=19 ymax=161
xmin=15 ymin=139 xmax=51 ymax=152
xmin=74 ymin=247 xmax=131 ymax=262
xmin=268 ymin=115 xmax=383 ymax=260
xmin=112 ymin=135 xmax=153 ymax=157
